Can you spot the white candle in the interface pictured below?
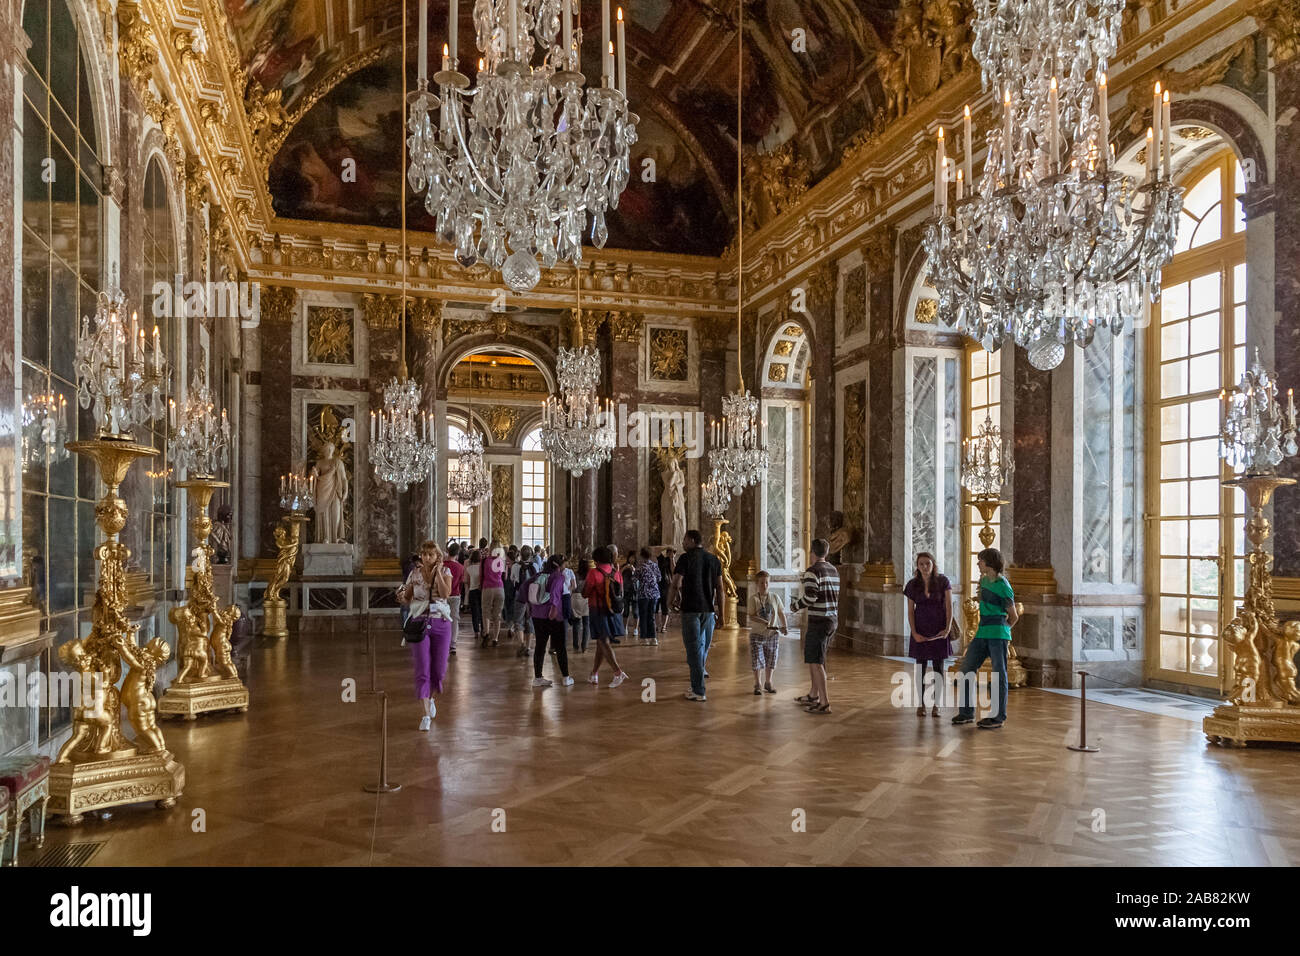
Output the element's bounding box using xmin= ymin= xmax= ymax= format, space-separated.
xmin=509 ymin=0 xmax=518 ymax=58
xmin=1146 ymin=127 xmax=1155 ymax=182
xmin=130 ymin=312 xmax=138 ymax=362
xmin=956 ymin=167 xmax=964 ymax=201
xmin=963 ymin=104 xmax=973 ymax=187
xmin=418 ymin=0 xmax=428 ymax=82
xmin=442 ymin=43 xmax=450 ymax=73
xmin=563 ymin=0 xmax=573 ymax=67
xmin=1162 ymin=91 xmax=1172 ymax=180
xmin=449 ymin=0 xmax=458 ymax=63
xmin=370 ymin=411 xmax=376 ymax=442
xmin=617 ymin=8 xmax=627 ymax=95
xmin=153 ymin=325 xmax=161 ymax=372
xmin=1097 ymin=73 xmax=1109 ymax=159
xmin=1152 ymin=82 xmax=1162 ymax=174
xmin=169 ymin=399 xmax=176 ymax=429
xmin=602 ymin=0 xmax=612 ymax=84
xmin=1048 ymin=76 xmax=1060 ymax=172
xmin=1003 ymin=87 xmax=1014 ymax=178
xmin=1289 ymin=388 xmax=1296 ymax=428
xmin=935 ymin=126 xmax=944 ymax=211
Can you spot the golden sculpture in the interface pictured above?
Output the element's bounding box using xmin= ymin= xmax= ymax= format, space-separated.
xmin=954 ymin=495 xmax=1028 ymax=688
xmin=711 ymin=517 xmax=740 ymax=631
xmin=210 ymin=605 xmax=243 ymax=680
xmin=491 ymin=465 xmax=513 ymax=544
xmin=650 ymin=327 xmax=689 ymax=380
xmin=48 ymin=438 xmax=185 ymax=825
xmin=485 ymin=405 xmax=518 ymax=443
xmin=159 ymin=478 xmax=251 ymax=718
xmin=262 ymin=513 xmax=309 ymax=639
xmin=1204 ymin=474 xmax=1300 ymax=745
xmin=306 ymin=306 xmax=354 ymax=364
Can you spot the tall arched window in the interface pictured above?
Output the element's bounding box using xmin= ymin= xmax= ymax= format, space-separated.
xmin=759 ymin=324 xmax=812 ymax=573
xmin=445 ymin=423 xmax=475 ymax=542
xmin=520 ymin=427 xmax=549 ymax=549
xmin=964 ymin=346 xmax=1002 ymax=584
xmin=1147 ymin=150 xmax=1248 ymax=689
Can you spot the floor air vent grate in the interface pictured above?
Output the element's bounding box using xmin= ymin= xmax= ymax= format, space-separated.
xmin=33 ymin=842 xmax=105 ymax=867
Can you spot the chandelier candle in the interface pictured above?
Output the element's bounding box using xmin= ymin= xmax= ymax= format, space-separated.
xmin=617 ymin=8 xmax=627 ymax=95
xmin=603 ymin=0 xmax=612 ymax=84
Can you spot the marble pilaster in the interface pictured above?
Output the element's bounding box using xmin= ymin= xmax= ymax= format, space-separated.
xmin=1011 ymin=349 xmax=1052 ymax=569
xmin=1274 ymin=55 xmax=1300 ymax=576
xmin=609 ymin=315 xmax=640 ymax=550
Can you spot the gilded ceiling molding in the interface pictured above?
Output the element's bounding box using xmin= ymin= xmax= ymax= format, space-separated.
xmin=184 ymin=156 xmax=208 ymax=209
xmin=116 ymin=0 xmax=157 ymax=97
xmin=210 ymin=205 xmax=237 ymax=280
xmin=258 ymin=286 xmax=297 ymax=325
xmin=742 ymin=144 xmax=811 ymax=231
xmin=244 ymin=80 xmax=288 ymax=170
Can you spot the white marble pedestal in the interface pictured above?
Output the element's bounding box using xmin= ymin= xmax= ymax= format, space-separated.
xmin=302 ymin=543 xmax=354 ymax=577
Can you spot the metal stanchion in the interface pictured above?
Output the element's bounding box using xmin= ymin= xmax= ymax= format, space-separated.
xmin=1067 ymin=670 xmax=1100 ymax=753
xmin=366 ymin=608 xmax=378 ymax=696
xmin=363 ymin=692 xmax=402 ymax=793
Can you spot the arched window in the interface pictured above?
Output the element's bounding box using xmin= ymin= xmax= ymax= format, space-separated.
xmin=1148 ymin=150 xmax=1248 ymax=689
xmin=520 ymin=427 xmax=549 ymax=549
xmin=445 ymin=423 xmax=475 ymax=542
xmin=759 ymin=323 xmax=812 ymax=573
xmin=20 ymin=0 xmax=106 ymax=743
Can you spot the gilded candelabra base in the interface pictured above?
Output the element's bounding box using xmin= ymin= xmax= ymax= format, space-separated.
xmin=1203 ymin=474 xmax=1300 ymax=747
xmin=710 ymin=517 xmax=741 ymax=631
xmin=159 ymin=478 xmax=250 ymax=718
xmin=720 ymin=593 xmax=740 ymax=631
xmin=51 ymin=437 xmax=186 ymax=822
xmin=261 ymin=512 xmax=309 ymax=638
xmin=47 ymin=750 xmax=185 ymax=825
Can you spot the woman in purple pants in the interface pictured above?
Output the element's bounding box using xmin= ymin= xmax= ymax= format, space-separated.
xmin=398 ymin=540 xmax=454 ymax=731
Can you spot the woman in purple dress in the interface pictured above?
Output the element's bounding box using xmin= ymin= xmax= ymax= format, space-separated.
xmin=903 ymin=552 xmax=952 ymax=717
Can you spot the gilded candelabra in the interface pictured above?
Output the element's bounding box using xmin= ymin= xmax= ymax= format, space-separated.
xmin=157 ymin=478 xmax=249 ymax=718
xmin=48 ymin=438 xmax=185 ymax=824
xmin=1204 ymin=359 xmax=1300 ymax=745
xmin=262 ymin=510 xmax=309 ymax=639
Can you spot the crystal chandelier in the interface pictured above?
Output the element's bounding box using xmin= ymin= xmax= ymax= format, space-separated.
xmin=540 ymin=343 xmax=614 ymax=477
xmin=21 ymin=391 xmax=68 ymax=466
xmin=448 ymin=428 xmax=492 ymax=505
xmin=407 ymin=0 xmax=637 ymax=292
xmin=74 ymin=274 xmax=170 ymax=436
xmin=370 ymin=377 xmax=437 ymax=492
xmin=960 ymin=412 xmax=1015 ymax=497
xmin=923 ymin=0 xmax=1183 ymax=370
xmin=168 ymin=372 xmax=230 ymax=478
xmin=709 ymin=0 xmax=768 ymax=496
xmin=1220 ymin=351 xmax=1298 ymax=476
xmin=701 ymin=470 xmax=731 ymax=518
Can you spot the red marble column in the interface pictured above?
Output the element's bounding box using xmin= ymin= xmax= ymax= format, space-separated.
xmin=609 ymin=313 xmax=640 ymax=551
xmin=1274 ymin=52 xmax=1300 ymax=576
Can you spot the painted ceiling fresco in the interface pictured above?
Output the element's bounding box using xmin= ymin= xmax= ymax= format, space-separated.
xmin=250 ymin=0 xmax=924 ymax=254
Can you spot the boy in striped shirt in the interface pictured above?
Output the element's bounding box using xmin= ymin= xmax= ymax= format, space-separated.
xmin=790 ymin=538 xmax=839 ymax=714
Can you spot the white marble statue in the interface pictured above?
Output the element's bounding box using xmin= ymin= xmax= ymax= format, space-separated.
xmin=661 ymin=456 xmax=687 ymax=549
xmin=311 ymin=442 xmax=349 ymax=544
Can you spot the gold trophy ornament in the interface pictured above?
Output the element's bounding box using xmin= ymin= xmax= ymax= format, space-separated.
xmin=1204 ymin=357 xmax=1300 ymax=746
xmin=49 ymin=283 xmax=185 ymax=824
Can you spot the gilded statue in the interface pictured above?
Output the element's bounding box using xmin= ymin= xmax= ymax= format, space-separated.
xmin=1222 ymin=608 xmax=1261 ymax=704
xmin=54 ymin=640 xmax=116 ymax=763
xmin=117 ymin=635 xmax=172 ymax=754
xmin=926 ymin=0 xmax=969 ymax=81
xmin=171 ymin=604 xmax=214 ymax=684
xmin=210 ymin=604 xmax=242 ymax=681
xmin=1272 ymin=620 xmax=1300 ymax=705
xmin=266 ymin=520 xmax=295 ymax=599
xmin=307 ymin=307 xmax=353 ymax=364
xmin=713 ymin=522 xmax=737 ymax=599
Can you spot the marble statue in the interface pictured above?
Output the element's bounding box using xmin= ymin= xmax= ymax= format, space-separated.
xmin=310 ymin=441 xmax=349 ymax=544
xmin=661 ymin=456 xmax=687 ymax=548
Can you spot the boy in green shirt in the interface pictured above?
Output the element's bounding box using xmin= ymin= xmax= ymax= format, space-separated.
xmin=952 ymin=548 xmax=1018 ymax=728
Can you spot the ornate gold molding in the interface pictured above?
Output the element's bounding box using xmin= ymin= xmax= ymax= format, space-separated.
xmin=116 ymin=0 xmax=156 ymax=96
xmin=862 ymin=225 xmax=895 ymax=279
xmin=258 ymin=285 xmax=297 ymax=325
xmin=1252 ymin=0 xmax=1300 ymax=64
xmin=609 ymin=311 xmax=643 ymax=344
xmin=361 ymin=293 xmax=401 ymax=330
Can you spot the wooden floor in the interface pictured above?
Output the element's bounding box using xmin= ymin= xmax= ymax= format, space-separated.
xmin=28 ymin=622 xmax=1300 ymax=866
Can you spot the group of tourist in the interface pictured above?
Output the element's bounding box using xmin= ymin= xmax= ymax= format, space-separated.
xmin=395 ymin=530 xmax=1017 ymax=733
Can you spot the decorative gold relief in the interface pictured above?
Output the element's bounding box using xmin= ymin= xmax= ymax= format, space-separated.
xmin=244 ymin=80 xmax=288 ymax=168
xmin=782 ymin=325 xmax=804 ymax=338
xmin=258 ymin=285 xmax=296 ymax=324
xmin=609 ymin=311 xmax=642 ymax=344
xmin=485 ymin=405 xmax=518 ymax=443
xmin=742 ymin=143 xmax=810 ymax=229
xmin=1252 ymin=0 xmax=1300 ymax=64
xmin=261 ymin=514 xmax=308 ymax=639
xmin=862 ymin=226 xmax=895 ymax=279
xmin=649 ymin=327 xmax=689 ymax=381
xmin=768 ymin=363 xmax=789 ymax=382
xmin=914 ymin=299 xmax=939 ymax=324
xmin=805 ymin=262 xmax=835 ymax=308
xmin=361 ymin=293 xmax=401 ymax=329
xmin=491 ymin=465 xmax=513 ymax=543
xmin=116 ymin=0 xmax=156 ymax=95
xmin=773 ymin=340 xmax=795 ymax=357
xmin=306 ymin=306 xmax=354 ymax=365
xmin=842 ymin=382 xmax=866 ymax=527
xmin=843 ymin=265 xmax=867 ymax=337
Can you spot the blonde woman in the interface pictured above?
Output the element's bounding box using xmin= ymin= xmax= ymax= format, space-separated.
xmin=398 ymin=540 xmax=454 ymax=731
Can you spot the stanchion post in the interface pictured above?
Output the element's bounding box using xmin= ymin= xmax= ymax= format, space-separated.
xmin=363 ymin=692 xmax=402 ymax=793
xmin=366 ymin=607 xmax=377 ymax=695
xmin=1067 ymin=670 xmax=1100 ymax=753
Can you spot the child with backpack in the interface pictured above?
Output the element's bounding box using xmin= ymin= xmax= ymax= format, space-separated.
xmin=583 ymin=545 xmax=630 ymax=687
xmin=529 ymin=555 xmax=573 ymax=687
xmin=571 ymin=559 xmax=592 ymax=653
xmin=509 ymin=546 xmax=538 ymax=658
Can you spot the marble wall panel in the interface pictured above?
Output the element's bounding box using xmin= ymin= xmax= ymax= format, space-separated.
xmin=1275 ymin=61 xmax=1300 ymax=576
xmin=1012 ymin=348 xmax=1052 ymax=568
xmin=866 ymin=355 xmax=893 ymax=562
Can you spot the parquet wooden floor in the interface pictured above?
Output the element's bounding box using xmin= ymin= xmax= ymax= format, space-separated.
xmin=29 ymin=625 xmax=1300 ymax=866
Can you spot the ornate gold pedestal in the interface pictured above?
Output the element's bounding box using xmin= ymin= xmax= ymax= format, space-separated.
xmin=711 ymin=517 xmax=741 ymax=631
xmin=954 ymin=496 xmax=1028 ymax=688
xmin=1204 ymin=474 xmax=1300 ymax=747
xmin=261 ymin=512 xmax=308 ymax=638
xmin=51 ymin=438 xmax=185 ymax=824
xmin=159 ymin=478 xmax=250 ymax=719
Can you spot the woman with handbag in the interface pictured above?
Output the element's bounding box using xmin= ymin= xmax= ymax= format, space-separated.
xmin=398 ymin=540 xmax=454 ymax=731
xmin=903 ymin=551 xmax=953 ymax=717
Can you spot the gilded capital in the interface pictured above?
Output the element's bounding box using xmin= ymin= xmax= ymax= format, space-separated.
xmin=259 ymin=286 xmax=298 ymax=325
xmin=361 ymin=293 xmax=401 ymax=329
xmin=609 ymin=310 xmax=643 ymax=344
